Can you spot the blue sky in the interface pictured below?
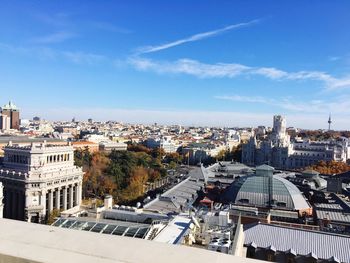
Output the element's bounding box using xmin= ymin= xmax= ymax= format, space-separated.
xmin=0 ymin=1 xmax=350 ymax=129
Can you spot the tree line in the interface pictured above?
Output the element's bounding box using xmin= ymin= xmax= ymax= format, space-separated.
xmin=74 ymin=144 xmax=184 ymax=204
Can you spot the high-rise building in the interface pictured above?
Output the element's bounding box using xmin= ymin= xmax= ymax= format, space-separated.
xmin=0 ymin=141 xmax=83 ymax=223
xmin=0 ymin=114 xmax=11 ymax=131
xmin=0 ymin=101 xmax=20 ymax=130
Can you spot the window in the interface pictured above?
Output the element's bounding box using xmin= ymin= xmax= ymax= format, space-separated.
xmin=239 ymin=199 xmax=249 ymax=204
xmin=277 ymin=202 xmax=287 ymax=207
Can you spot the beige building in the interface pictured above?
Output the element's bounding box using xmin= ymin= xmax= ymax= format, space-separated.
xmin=0 ymin=141 xmax=83 ymax=223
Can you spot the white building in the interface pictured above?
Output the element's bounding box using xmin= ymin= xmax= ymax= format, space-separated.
xmin=84 ymin=134 xmax=109 ymax=143
xmin=99 ymin=141 xmax=128 ymax=152
xmin=0 ymin=141 xmax=83 ymax=223
xmin=0 ymin=114 xmax=11 ymax=131
xmin=242 ymin=115 xmax=349 ymax=169
xmin=226 ymin=130 xmax=241 ymax=150
xmin=145 ymin=136 xmax=178 ymax=153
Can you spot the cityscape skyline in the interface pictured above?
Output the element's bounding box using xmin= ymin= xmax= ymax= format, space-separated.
xmin=1 ymin=1 xmax=350 ymax=129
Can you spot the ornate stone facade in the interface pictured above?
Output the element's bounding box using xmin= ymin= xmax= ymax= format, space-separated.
xmin=242 ymin=115 xmax=349 ymax=169
xmin=0 ymin=141 xmax=83 ymax=223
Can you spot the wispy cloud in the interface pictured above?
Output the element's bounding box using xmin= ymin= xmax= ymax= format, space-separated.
xmin=89 ymin=21 xmax=131 ymax=34
xmin=215 ymin=95 xmax=273 ymax=104
xmin=33 ymin=12 xmax=72 ymax=27
xmin=136 ymin=19 xmax=260 ymax=54
xmin=129 ymin=57 xmax=350 ymax=90
xmin=0 ymin=42 xmax=106 ymax=65
xmin=61 ymin=51 xmax=107 ymax=65
xmin=215 ymin=94 xmax=350 ymax=115
xmin=31 ymin=31 xmax=77 ymax=44
xmin=328 ymin=56 xmax=340 ymax=62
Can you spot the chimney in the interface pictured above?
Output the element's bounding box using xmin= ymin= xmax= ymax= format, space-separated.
xmin=104 ymin=195 xmax=113 ymax=209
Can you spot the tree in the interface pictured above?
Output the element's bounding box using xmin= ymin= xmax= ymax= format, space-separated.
xmin=82 ymin=146 xmax=168 ymax=203
xmin=47 ymin=208 xmax=61 ymax=225
xmin=127 ymin=144 xmax=152 ymax=154
xmin=164 ymin=152 xmax=182 ymax=164
xmin=216 ymin=149 xmax=226 ymax=161
xmin=168 ymin=161 xmax=177 ymax=170
xmin=306 ymin=160 xmax=350 ymax=175
xmin=148 ymin=168 xmax=161 ymax=182
xmin=122 ymin=166 xmax=149 ymax=201
xmin=74 ymin=147 xmax=92 ymax=169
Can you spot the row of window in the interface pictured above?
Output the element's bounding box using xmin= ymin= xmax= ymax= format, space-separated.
xmin=294 ymin=152 xmax=331 ymax=158
xmin=6 ymin=153 xmax=72 ymax=165
xmin=46 ymin=153 xmax=71 ymax=163
xmin=47 ymin=177 xmax=75 ymax=186
xmin=7 ymin=154 xmax=29 ymax=164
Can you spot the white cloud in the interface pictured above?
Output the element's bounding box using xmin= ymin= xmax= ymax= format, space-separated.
xmin=129 ymin=57 xmax=350 ymax=90
xmin=61 ymin=51 xmax=107 ymax=65
xmin=129 ymin=57 xmax=250 ymax=78
xmin=31 ymin=31 xmax=77 ymax=44
xmin=89 ymin=21 xmax=131 ymax=34
xmin=215 ymin=94 xmax=350 ymax=115
xmin=0 ymin=42 xmax=107 ymax=65
xmin=214 ymin=95 xmax=272 ymax=104
xmin=329 ymin=56 xmax=340 ymax=62
xmin=136 ymin=19 xmax=260 ymax=54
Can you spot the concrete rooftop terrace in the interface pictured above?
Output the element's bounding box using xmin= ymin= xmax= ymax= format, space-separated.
xmin=0 ymin=218 xmax=260 ymax=263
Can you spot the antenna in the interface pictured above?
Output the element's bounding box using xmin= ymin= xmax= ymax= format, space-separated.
xmin=328 ymin=113 xmax=332 ymax=131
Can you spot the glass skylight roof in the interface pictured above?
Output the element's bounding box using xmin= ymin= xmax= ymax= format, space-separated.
xmin=52 ymin=218 xmax=151 ymax=239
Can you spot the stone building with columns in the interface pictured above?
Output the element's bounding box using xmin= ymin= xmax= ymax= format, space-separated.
xmin=0 ymin=141 xmax=83 ymax=223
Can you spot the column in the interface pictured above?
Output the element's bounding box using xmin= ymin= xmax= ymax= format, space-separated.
xmin=24 ymin=192 xmax=30 ymax=222
xmin=55 ymin=188 xmax=60 ymax=210
xmin=74 ymin=184 xmax=79 ymax=207
xmin=62 ymin=187 xmax=67 ymax=211
xmin=77 ymin=183 xmax=82 ymax=206
xmin=40 ymin=190 xmax=47 ymax=217
xmin=69 ymin=185 xmax=74 ymax=209
xmin=48 ymin=190 xmax=53 ymax=213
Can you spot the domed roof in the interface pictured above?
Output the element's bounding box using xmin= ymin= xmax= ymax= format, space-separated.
xmin=225 ymin=166 xmax=310 ymax=210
